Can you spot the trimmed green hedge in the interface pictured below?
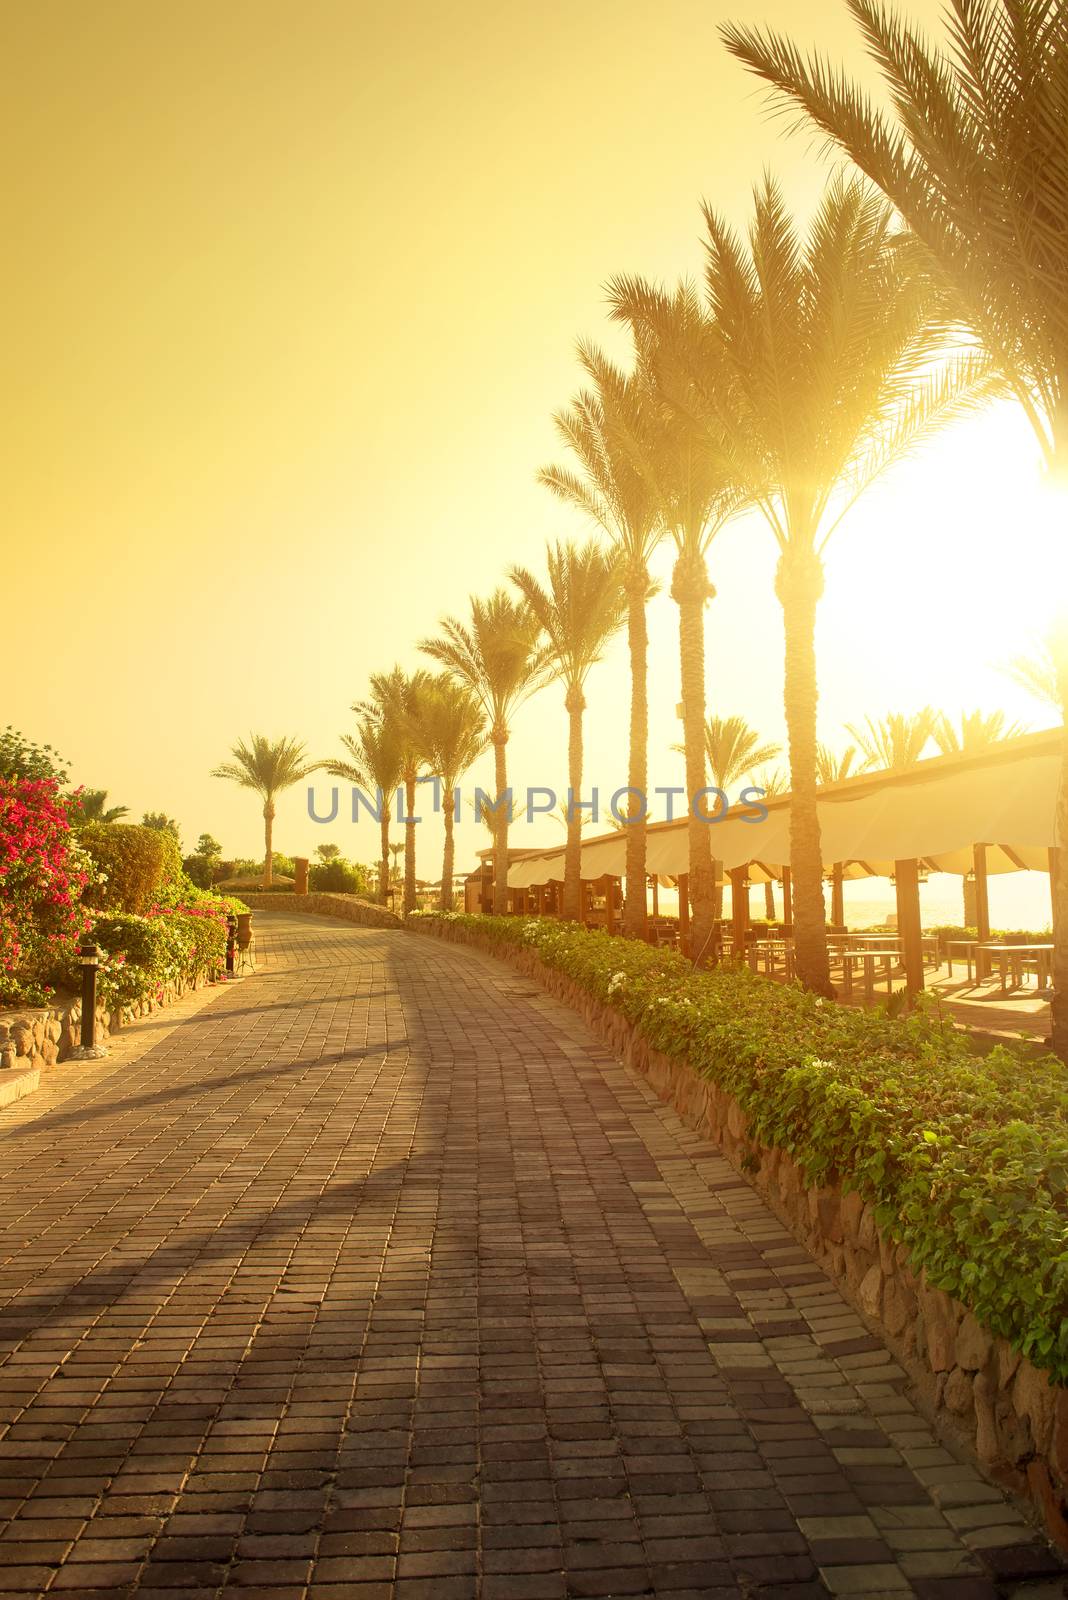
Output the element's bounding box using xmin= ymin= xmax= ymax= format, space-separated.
xmin=410 ymin=911 xmax=1068 ymax=1379
xmin=81 ymin=824 xmax=166 ymax=913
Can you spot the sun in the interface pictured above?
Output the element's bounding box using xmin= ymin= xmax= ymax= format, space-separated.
xmin=817 ymin=399 xmax=1062 ymax=728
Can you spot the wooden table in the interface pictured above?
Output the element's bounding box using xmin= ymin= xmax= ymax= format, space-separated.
xmin=837 ymin=948 xmax=899 ymax=1001
xmin=976 ymin=943 xmax=1053 ymax=993
xmin=945 ymin=939 xmax=978 ymax=981
xmin=748 ymin=939 xmax=794 ymax=980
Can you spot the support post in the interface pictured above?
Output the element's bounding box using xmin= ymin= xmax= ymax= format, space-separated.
xmin=974 ymin=843 xmax=990 ymax=978
xmin=678 ymin=873 xmax=690 ymax=957
xmin=894 ymin=858 xmax=924 ymax=997
xmin=603 ymin=877 xmax=616 ymax=936
xmin=831 ymin=864 xmax=844 ymax=928
xmin=651 ymin=876 xmax=659 ymax=918
xmin=782 ymin=865 xmax=793 ymax=924
xmin=730 ymin=867 xmax=748 ymax=964
xmin=1050 ymin=847 xmax=1061 ymax=943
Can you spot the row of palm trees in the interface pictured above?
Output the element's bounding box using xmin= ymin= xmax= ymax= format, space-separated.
xmin=717 ymin=1 xmax=1068 ymax=1046
xmin=693 ymin=706 xmax=1027 ymax=797
xmin=207 ymin=693 xmax=1033 ymax=917
xmin=331 ymin=549 xmax=629 ymax=924
xmin=214 ymin=1 xmax=1068 ymax=1054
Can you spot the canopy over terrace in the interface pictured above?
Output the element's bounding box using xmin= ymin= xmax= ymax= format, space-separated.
xmin=506 ymin=729 xmax=1059 ymax=886
xmin=504 ymin=729 xmax=1061 ymax=988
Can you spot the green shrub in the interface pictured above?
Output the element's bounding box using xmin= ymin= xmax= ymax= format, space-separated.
xmin=929 ymin=924 xmax=1052 ymax=950
xmin=309 ymin=859 xmax=371 ymax=895
xmin=183 ymin=855 xmax=213 ymax=889
xmin=61 ymin=905 xmax=229 ymax=1010
xmin=81 ymin=824 xmax=165 ymax=913
xmin=412 ymin=912 xmax=1068 ymax=1379
xmin=153 ymin=828 xmax=184 ymax=887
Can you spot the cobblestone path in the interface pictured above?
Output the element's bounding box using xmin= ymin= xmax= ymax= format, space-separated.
xmin=0 ymin=912 xmax=1060 ymax=1600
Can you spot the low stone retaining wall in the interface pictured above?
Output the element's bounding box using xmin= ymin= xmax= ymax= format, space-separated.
xmin=250 ymin=892 xmax=402 ymax=929
xmin=414 ymin=917 xmax=1068 ymax=1546
xmin=0 ymin=974 xmax=208 ymax=1076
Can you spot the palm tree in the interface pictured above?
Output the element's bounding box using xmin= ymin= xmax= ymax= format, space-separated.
xmin=540 ymin=345 xmax=665 ymax=936
xmin=421 ymin=592 xmax=548 ymax=914
xmin=816 ymin=744 xmax=859 ymax=786
xmin=673 ymin=715 xmax=781 ymax=794
xmin=77 ymin=789 xmax=128 ymax=824
xmin=614 ymin=177 xmax=984 ymax=994
xmin=550 ymin=801 xmax=595 ymax=833
xmin=354 ymin=669 xmax=429 ymax=915
xmin=933 ymin=708 xmax=1027 ymax=754
xmin=846 ymin=709 xmax=937 ymax=771
xmin=754 ymin=767 xmax=788 ymax=918
xmin=604 ymin=292 xmax=746 ymax=965
xmin=721 ymin=0 xmax=1068 ymax=1041
xmin=1004 ymin=635 xmax=1064 ymax=712
xmin=510 ymin=541 xmax=626 ymax=921
xmin=409 ymin=677 xmax=487 ymax=911
xmin=325 ymin=713 xmax=403 ymax=903
xmin=211 ymin=734 xmax=319 ymax=888
xmin=669 ymin=715 xmax=781 ymax=919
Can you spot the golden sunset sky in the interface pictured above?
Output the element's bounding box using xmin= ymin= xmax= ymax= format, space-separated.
xmin=3 ymin=0 xmax=1057 ymax=888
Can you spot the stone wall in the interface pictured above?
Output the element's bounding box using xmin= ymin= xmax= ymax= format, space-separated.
xmin=413 ymin=916 xmax=1068 ymax=1546
xmin=0 ymin=973 xmax=207 ymax=1076
xmin=251 ymin=892 xmax=402 ymax=929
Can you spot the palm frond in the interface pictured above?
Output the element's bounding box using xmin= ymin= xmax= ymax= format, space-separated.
xmin=722 ymin=2 xmax=1068 ymax=470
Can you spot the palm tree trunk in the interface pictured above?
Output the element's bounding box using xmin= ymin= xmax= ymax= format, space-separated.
xmin=1049 ymin=651 xmax=1068 ymax=1057
xmin=403 ymin=773 xmax=417 ymax=915
xmin=673 ymin=553 xmax=716 ymax=966
xmin=764 ymin=880 xmax=776 ymax=920
xmin=776 ymin=547 xmax=833 ymax=996
xmin=441 ymin=792 xmax=455 ymax=912
xmin=1045 ymin=440 xmax=1068 ymax=1057
xmin=492 ymin=729 xmax=509 ymax=915
xmin=563 ymin=687 xmax=585 ymax=921
xmin=378 ymin=813 xmax=390 ymax=905
xmin=263 ymin=803 xmax=274 ymax=889
xmin=622 ymin=576 xmax=649 ymax=937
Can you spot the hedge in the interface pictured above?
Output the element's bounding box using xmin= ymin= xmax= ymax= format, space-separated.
xmin=81 ymin=824 xmax=166 ymax=914
xmin=84 ymin=910 xmax=224 ymax=1008
xmin=409 ymin=911 xmax=1068 ymax=1380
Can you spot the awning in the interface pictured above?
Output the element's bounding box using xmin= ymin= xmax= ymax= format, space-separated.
xmin=503 ymin=729 xmax=1061 ymax=888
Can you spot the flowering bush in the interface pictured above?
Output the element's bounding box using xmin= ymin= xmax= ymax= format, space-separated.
xmin=0 ymin=777 xmax=94 ymax=1005
xmin=0 ymin=768 xmax=250 ymax=1016
xmin=82 ymin=910 xmax=221 ymax=1009
xmin=413 ymin=912 xmax=1068 ymax=1381
xmin=75 ymin=880 xmax=249 ymax=1011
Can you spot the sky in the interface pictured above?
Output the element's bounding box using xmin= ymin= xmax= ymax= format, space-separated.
xmin=2 ymin=0 xmax=1059 ymax=907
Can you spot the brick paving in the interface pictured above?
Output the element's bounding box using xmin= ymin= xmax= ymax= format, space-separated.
xmin=0 ymin=909 xmax=1061 ymax=1600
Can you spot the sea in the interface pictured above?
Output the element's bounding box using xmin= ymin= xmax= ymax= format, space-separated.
xmin=653 ymin=871 xmax=1053 ymax=933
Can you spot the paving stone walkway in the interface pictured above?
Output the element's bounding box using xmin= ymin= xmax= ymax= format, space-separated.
xmin=0 ymin=911 xmax=1061 ymax=1600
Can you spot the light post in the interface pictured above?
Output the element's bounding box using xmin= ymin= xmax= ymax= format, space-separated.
xmin=69 ymin=943 xmax=109 ymax=1061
